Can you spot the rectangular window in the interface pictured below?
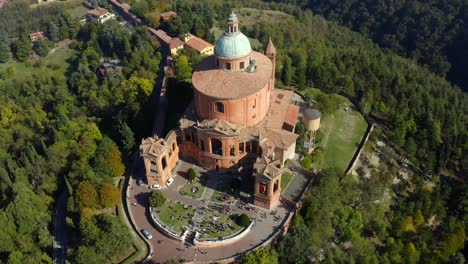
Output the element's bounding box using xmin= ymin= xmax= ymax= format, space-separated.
xmin=230 ymin=146 xmax=235 ymax=156
xmin=239 ymin=142 xmax=245 ymax=154
xmin=240 ymin=61 xmax=244 ymax=69
xmin=226 ymin=63 xmax=231 ymax=70
xmin=215 ymin=102 xmax=224 ymax=113
xmin=216 ymin=59 xmax=219 ymax=67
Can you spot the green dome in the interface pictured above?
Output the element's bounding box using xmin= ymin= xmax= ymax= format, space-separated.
xmin=215 ymin=32 xmax=252 ymax=58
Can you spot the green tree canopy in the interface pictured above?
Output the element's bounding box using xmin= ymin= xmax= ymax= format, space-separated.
xmin=99 ymin=183 xmax=120 ymax=208
xmin=149 ymin=190 xmax=166 ymax=208
xmin=76 ymin=181 xmax=99 ymax=210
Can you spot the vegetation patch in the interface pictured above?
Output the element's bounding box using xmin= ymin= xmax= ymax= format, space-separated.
xmin=0 ymin=40 xmax=74 ymax=80
xmin=200 ymin=211 xmax=243 ymax=239
xmin=281 ymin=172 xmax=294 ymax=191
xmin=180 ymin=173 xmax=205 ymax=199
xmin=303 ymin=88 xmax=368 ymax=173
xmin=157 ymin=200 xmax=195 ymax=233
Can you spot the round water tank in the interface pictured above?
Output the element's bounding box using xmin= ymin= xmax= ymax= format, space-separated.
xmin=302 ymin=108 xmax=321 ymax=131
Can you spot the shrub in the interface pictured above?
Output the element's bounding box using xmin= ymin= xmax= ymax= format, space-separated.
xmin=187 ymin=168 xmax=197 ymax=182
xmin=300 ymin=156 xmax=313 ymax=170
xmin=237 ymin=213 xmax=251 ymax=227
xmin=149 ymin=190 xmax=166 ymax=208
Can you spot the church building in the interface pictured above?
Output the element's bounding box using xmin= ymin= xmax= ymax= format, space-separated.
xmin=141 ymin=12 xmax=299 ymax=210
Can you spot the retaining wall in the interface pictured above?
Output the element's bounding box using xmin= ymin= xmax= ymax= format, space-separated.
xmin=193 ymin=220 xmax=255 ymax=248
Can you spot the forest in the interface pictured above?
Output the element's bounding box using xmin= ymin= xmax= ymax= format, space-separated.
xmin=165 ymin=0 xmax=467 ymax=262
xmin=276 ymin=0 xmax=468 ymax=92
xmin=0 ymin=3 xmax=162 ymax=261
xmin=0 ymin=0 xmax=466 ymax=263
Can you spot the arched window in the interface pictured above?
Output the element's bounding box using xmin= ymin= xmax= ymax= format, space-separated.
xmin=215 ymin=102 xmax=224 ymax=113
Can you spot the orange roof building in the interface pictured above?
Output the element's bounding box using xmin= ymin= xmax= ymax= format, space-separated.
xmin=141 ymin=12 xmax=299 ymax=210
xmin=87 ymin=7 xmax=115 ymax=23
xmin=160 ymin=11 xmax=177 ymax=21
xmin=29 ymin=31 xmax=46 ymax=42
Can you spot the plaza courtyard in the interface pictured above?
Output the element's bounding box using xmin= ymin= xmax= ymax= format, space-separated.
xmin=128 ymin=159 xmax=312 ymax=263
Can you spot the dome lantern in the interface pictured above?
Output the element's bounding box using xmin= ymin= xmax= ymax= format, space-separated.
xmin=214 ymin=12 xmax=252 ymax=61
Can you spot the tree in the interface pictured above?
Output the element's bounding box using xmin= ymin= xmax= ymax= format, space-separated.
xmin=174 ymin=55 xmax=192 ymax=81
xmin=76 ymin=181 xmax=99 ymax=210
xmin=13 ymin=33 xmax=31 ymax=62
xmin=243 ymin=247 xmax=278 ymax=264
xmin=237 ymin=213 xmax=251 ymax=227
xmin=107 ymin=146 xmax=125 ymax=177
xmin=300 ymin=156 xmax=313 ymax=170
xmin=123 ymin=76 xmax=154 ymax=98
xmin=282 ymin=56 xmax=292 ymax=86
xmin=117 ymin=121 xmax=134 ymax=154
xmin=403 ymin=242 xmax=420 ymax=264
xmin=414 ymin=209 xmax=424 ymax=227
xmin=149 ymin=190 xmax=166 ymax=208
xmin=187 ymin=168 xmax=197 ymax=182
xmin=48 ymin=21 xmax=59 ymax=42
xmin=0 ymin=36 xmax=10 ymax=63
xmin=33 ymin=39 xmax=51 ymax=57
xmin=99 ymin=183 xmax=120 ymax=208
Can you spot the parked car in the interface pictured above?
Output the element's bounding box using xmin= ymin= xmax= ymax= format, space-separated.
xmin=166 ymin=177 xmax=174 ymax=186
xmin=149 ymin=184 xmax=161 ymax=190
xmin=137 ymin=178 xmax=144 ymax=186
xmin=141 ymin=229 xmax=152 ymax=239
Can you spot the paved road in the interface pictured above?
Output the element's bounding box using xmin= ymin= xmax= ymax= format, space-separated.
xmin=53 ymin=191 xmax=68 ymax=264
xmin=128 ymin=160 xmax=292 ymax=263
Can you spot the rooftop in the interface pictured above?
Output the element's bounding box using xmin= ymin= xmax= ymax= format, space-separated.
xmin=264 ymin=90 xmax=298 ymax=129
xmin=29 ymin=31 xmax=46 ymax=42
xmin=303 ymin=108 xmax=321 ymax=120
xmin=140 ymin=131 xmax=177 ymax=157
xmin=87 ymin=7 xmax=109 ymax=17
xmin=160 ymin=11 xmax=177 ymax=20
xmin=170 ymin=38 xmax=185 ymax=50
xmin=192 ymin=51 xmax=272 ymax=99
xmin=185 ymin=35 xmax=213 ymax=52
xmin=149 ymin=28 xmax=172 ymax=45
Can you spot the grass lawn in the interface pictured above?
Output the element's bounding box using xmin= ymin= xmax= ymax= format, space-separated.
xmin=180 ymin=177 xmax=205 ymax=199
xmin=0 ymin=40 xmax=74 ymax=80
xmin=68 ymin=4 xmax=89 ymax=19
xmin=156 ymin=200 xmax=195 ymax=233
xmin=305 ymin=88 xmax=368 ymax=173
xmin=235 ymin=8 xmax=295 ymax=29
xmin=200 ymin=211 xmax=243 ymax=239
xmin=281 ymin=172 xmax=294 ymax=192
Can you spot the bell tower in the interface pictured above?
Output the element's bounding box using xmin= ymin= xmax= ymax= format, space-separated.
xmin=265 ymin=37 xmax=276 ymax=88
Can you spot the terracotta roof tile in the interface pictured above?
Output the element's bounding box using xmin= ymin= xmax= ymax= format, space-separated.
xmin=87 ymin=7 xmax=109 ymax=17
xmin=169 ymin=38 xmax=184 ymax=49
xmin=149 ymin=28 xmax=172 ymax=45
xmin=185 ymin=35 xmax=213 ymax=52
xmin=160 ymin=11 xmax=177 ymax=20
xmin=284 ymin=104 xmax=299 ymax=126
xmin=192 ymin=52 xmax=272 ymax=99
